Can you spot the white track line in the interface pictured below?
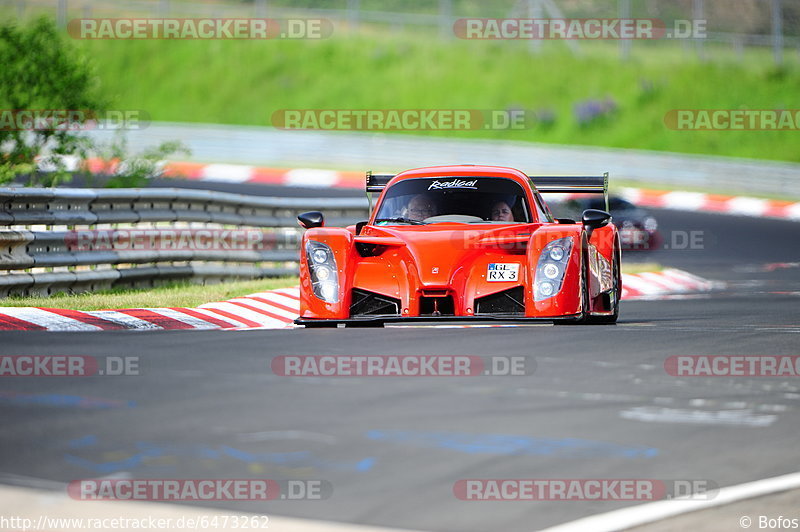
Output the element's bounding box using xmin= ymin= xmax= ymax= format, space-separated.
xmin=539 ymin=470 xmax=800 ymax=532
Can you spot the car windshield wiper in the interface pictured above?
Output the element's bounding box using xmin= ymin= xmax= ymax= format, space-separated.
xmin=374 ymin=217 xmax=428 ymax=225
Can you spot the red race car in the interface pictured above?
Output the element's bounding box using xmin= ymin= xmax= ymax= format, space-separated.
xmin=295 ymin=165 xmax=621 ymax=327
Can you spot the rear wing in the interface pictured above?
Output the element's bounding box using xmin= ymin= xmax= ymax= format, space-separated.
xmin=531 ymin=172 xmax=609 ymax=212
xmin=366 ymin=171 xmax=395 ymax=193
xmin=365 ymin=171 xmax=396 ymax=212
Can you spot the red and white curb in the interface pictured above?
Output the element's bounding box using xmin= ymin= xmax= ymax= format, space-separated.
xmin=621 ymin=268 xmax=723 ymax=300
xmin=0 ymin=270 xmax=720 ymax=331
xmin=0 ymin=287 xmax=300 ymax=332
xmin=69 ymin=157 xmax=366 ymax=189
xmin=618 ymin=187 xmax=800 ymax=221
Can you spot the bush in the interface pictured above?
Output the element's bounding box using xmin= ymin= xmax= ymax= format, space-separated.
xmin=0 ymin=17 xmax=106 ymax=186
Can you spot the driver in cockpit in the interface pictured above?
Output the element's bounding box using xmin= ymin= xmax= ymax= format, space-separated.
xmin=406 ymin=194 xmax=438 ymax=221
xmin=490 ymin=200 xmax=515 ymax=222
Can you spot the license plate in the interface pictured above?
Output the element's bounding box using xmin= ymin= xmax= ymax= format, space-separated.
xmin=487 ymin=263 xmax=520 ymax=282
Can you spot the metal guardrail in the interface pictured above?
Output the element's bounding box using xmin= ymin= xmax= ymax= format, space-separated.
xmin=0 ymin=187 xmax=370 ymax=298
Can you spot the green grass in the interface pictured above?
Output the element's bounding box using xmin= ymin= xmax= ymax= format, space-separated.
xmin=1 ymin=277 xmax=299 ymax=311
xmin=68 ymin=33 xmax=800 ymax=163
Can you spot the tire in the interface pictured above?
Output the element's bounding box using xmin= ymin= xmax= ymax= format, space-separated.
xmin=586 ymin=243 xmax=621 ymax=325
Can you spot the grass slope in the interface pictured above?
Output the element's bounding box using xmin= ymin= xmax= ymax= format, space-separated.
xmin=78 ymin=35 xmax=800 ymax=162
xmin=1 ymin=278 xmax=299 ymax=311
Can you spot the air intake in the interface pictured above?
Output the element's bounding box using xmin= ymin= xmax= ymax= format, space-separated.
xmin=350 ymin=289 xmax=401 ymax=316
xmin=475 ymin=287 xmax=525 ymax=315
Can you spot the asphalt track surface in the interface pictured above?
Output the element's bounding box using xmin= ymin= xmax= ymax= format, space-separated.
xmin=1 ymin=183 xmax=799 ymax=531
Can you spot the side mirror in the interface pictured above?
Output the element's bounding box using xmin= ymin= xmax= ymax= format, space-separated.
xmin=355 ymin=221 xmax=368 ymax=235
xmin=297 ymin=211 xmax=324 ymax=229
xmin=582 ymin=209 xmax=611 ymax=232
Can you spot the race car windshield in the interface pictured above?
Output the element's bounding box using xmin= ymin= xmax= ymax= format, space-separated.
xmin=374 ymin=177 xmax=532 ymax=224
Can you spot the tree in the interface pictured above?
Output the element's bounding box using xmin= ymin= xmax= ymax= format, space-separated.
xmin=0 ymin=17 xmax=107 ymax=185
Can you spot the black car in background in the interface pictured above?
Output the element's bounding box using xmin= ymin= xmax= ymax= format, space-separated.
xmin=553 ymin=196 xmax=661 ymax=251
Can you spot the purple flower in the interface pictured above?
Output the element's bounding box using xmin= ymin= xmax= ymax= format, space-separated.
xmin=573 ymin=97 xmax=618 ymax=126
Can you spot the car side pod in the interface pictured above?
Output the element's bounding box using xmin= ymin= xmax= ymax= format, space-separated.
xmin=298 ymin=211 xmax=325 ymax=229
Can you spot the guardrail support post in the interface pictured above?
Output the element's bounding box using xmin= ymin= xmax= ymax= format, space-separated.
xmin=347 ymin=0 xmax=360 ymax=32
xmin=772 ymin=0 xmax=784 ymax=66
xmin=528 ymin=0 xmax=542 ymax=53
xmin=255 ymin=0 xmax=267 ymax=18
xmin=439 ymin=0 xmax=452 ymax=40
xmin=619 ymin=0 xmax=631 ymax=60
xmin=693 ymin=0 xmax=705 ymax=61
xmin=56 ymin=0 xmax=67 ymax=27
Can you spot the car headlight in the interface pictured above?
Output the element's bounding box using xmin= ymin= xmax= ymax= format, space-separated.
xmin=319 ymin=283 xmax=337 ymax=302
xmin=538 ymin=281 xmax=555 ymax=297
xmin=311 ymin=248 xmax=329 ymax=264
xmin=548 ymin=246 xmax=565 ymax=261
xmin=543 ymin=263 xmax=560 ymax=279
xmin=306 ymin=240 xmax=339 ymax=303
xmin=534 ymin=237 xmax=573 ymax=302
xmin=643 ymin=217 xmax=658 ymax=232
xmin=315 ymin=265 xmax=331 ymax=281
